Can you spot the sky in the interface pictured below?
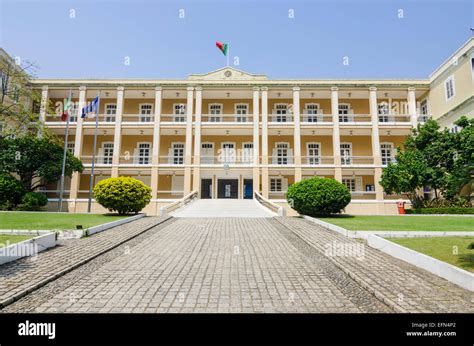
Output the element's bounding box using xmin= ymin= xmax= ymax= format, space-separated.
xmin=0 ymin=0 xmax=473 ymax=79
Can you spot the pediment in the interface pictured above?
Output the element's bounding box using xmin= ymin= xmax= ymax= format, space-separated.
xmin=188 ymin=67 xmax=267 ymax=81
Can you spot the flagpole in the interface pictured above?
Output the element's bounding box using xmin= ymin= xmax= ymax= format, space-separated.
xmin=87 ymin=90 xmax=101 ymax=213
xmin=58 ymin=88 xmax=72 ymax=212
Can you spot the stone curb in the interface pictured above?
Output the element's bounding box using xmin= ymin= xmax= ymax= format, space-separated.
xmin=0 ymin=216 xmax=172 ymax=309
xmin=368 ymin=234 xmax=474 ymax=292
xmin=0 ymin=233 xmax=57 ymax=265
xmin=87 ymin=214 xmax=145 ymax=235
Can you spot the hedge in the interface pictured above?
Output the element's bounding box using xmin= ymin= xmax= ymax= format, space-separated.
xmin=406 ymin=207 xmax=474 ymax=215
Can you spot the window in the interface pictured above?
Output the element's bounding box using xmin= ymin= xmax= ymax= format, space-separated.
xmin=338 ymin=104 xmax=351 ymax=122
xmin=342 ymin=179 xmax=356 ymax=192
xmin=340 ymin=143 xmax=352 ymax=165
xmin=306 ymin=143 xmax=320 ymax=165
xmin=67 ymin=142 xmax=75 ymax=153
xmin=221 ymin=143 xmax=236 ymax=164
xmin=273 ymin=104 xmax=288 ymax=122
xmin=274 ymin=143 xmax=289 ymax=165
xmin=105 ymin=104 xmax=117 ymax=122
xmin=420 ymin=100 xmax=428 ymax=115
xmin=209 ymin=104 xmax=222 ymax=122
xmin=137 ymin=143 xmax=151 ymax=165
xmin=173 ymin=104 xmax=186 ymax=122
xmin=304 ymin=104 xmax=320 ymax=122
xmin=201 ymin=143 xmax=214 ymax=164
xmin=235 ymin=104 xmax=248 ymax=122
xmin=242 ymin=143 xmax=253 ymax=163
xmin=101 ymin=143 xmax=114 ymax=164
xmin=171 ymin=143 xmax=184 ymax=164
xmin=270 ymin=178 xmax=282 ymax=192
xmin=139 ymin=104 xmax=153 ymax=122
xmin=378 ymin=103 xmax=390 ymax=122
xmin=380 ymin=143 xmax=394 ymax=165
xmin=69 ymin=102 xmax=78 ymax=122
xmin=444 ymin=76 xmax=455 ymax=100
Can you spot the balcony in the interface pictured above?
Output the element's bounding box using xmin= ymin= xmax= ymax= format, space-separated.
xmin=80 ymin=156 xmax=112 ymax=166
xmin=338 ymin=114 xmax=371 ymax=124
xmin=201 ymin=114 xmax=254 ymax=123
xmin=119 ymin=155 xmax=152 ymax=165
xmin=301 ymin=156 xmax=335 ymax=166
xmin=200 ymin=154 xmax=254 ymax=165
xmin=340 ymin=156 xmax=374 ymax=166
xmin=158 ymin=156 xmax=185 ymax=165
xmin=121 ymin=114 xmax=155 ymax=124
xmin=269 ymin=114 xmax=294 ymax=123
xmin=378 ymin=114 xmax=411 ymax=124
xmin=269 ymin=156 xmax=294 ymax=165
xmin=300 ymin=113 xmax=333 ymax=124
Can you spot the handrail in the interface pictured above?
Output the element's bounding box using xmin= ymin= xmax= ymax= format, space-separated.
xmin=254 ymin=191 xmax=286 ymax=216
xmin=160 ymin=190 xmax=198 ymax=216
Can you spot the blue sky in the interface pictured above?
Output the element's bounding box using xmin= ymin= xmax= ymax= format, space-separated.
xmin=1 ymin=0 xmax=472 ymax=79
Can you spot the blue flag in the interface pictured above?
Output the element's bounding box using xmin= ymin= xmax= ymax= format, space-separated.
xmin=81 ymin=96 xmax=100 ymax=118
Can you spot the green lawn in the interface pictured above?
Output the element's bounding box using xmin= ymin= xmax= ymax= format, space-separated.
xmin=318 ymin=216 xmax=474 ymax=232
xmin=391 ymin=237 xmax=474 ymax=273
xmin=0 ymin=234 xmax=34 ymax=247
xmin=0 ymin=212 xmax=127 ymax=230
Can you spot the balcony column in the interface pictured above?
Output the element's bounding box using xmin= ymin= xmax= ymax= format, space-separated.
xmin=111 ymin=86 xmax=124 ymax=177
xmin=192 ymin=86 xmax=203 ymax=194
xmin=369 ymin=87 xmax=384 ymax=201
xmin=331 ymin=86 xmax=342 ymax=181
xmin=252 ymin=87 xmax=260 ymax=195
xmin=69 ymin=86 xmax=87 ymax=208
xmin=150 ymin=86 xmax=162 ymax=203
xmin=407 ymin=87 xmax=417 ymax=127
xmin=183 ymin=86 xmax=194 ymax=194
xmin=36 ymin=86 xmax=49 ymax=138
xmin=261 ymin=87 xmax=269 ymax=198
xmin=293 ymin=86 xmax=302 ymax=182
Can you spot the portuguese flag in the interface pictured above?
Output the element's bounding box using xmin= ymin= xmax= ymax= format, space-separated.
xmin=215 ymin=41 xmax=228 ymax=56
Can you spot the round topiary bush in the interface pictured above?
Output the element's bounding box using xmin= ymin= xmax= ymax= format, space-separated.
xmin=93 ymin=176 xmax=152 ymax=215
xmin=0 ymin=174 xmax=26 ymax=210
xmin=286 ymin=177 xmax=351 ymax=216
xmin=18 ymin=192 xmax=48 ymax=211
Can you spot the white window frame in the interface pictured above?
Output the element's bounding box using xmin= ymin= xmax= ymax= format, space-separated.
xmin=104 ymin=103 xmax=117 ymax=122
xmin=67 ymin=142 xmax=75 ymax=153
xmin=272 ymin=103 xmax=289 ymax=122
xmin=234 ymin=103 xmax=249 ymax=122
xmin=101 ymin=142 xmax=114 ymax=165
xmin=136 ymin=142 xmax=152 ymax=165
xmin=173 ymin=103 xmax=186 ymax=122
xmin=242 ymin=142 xmax=253 ymax=163
xmin=380 ymin=142 xmax=394 ymax=166
xmin=342 ymin=176 xmax=362 ymax=193
xmin=275 ymin=142 xmax=290 ymax=165
xmin=444 ymin=75 xmax=455 ymax=101
xmin=338 ymin=103 xmax=352 ymax=122
xmin=170 ymin=142 xmax=185 ymax=165
xmin=377 ymin=102 xmax=390 ymax=122
xmin=139 ymin=103 xmax=153 ymax=122
xmin=220 ymin=142 xmax=236 ymax=164
xmin=306 ymin=142 xmax=321 ymax=165
xmin=340 ymin=142 xmax=352 ymax=165
xmin=201 ymin=142 xmax=214 ymax=164
xmin=208 ymin=103 xmax=223 ymax=122
xmin=303 ymin=103 xmax=321 ymax=122
xmin=270 ymin=177 xmax=283 ymax=192
xmin=69 ymin=102 xmax=79 ymax=122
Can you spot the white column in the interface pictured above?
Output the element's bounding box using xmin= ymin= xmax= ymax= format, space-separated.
xmin=151 ymin=86 xmax=162 ymax=202
xmin=192 ymin=86 xmax=202 ymax=193
xmin=293 ymin=86 xmax=302 ymax=182
xmin=331 ymin=86 xmax=342 ymax=181
xmin=369 ymin=87 xmax=384 ymax=201
xmin=111 ymin=86 xmax=124 ymax=177
xmin=39 ymin=86 xmax=48 ymax=124
xmin=252 ymin=87 xmax=260 ymax=195
xmin=183 ymin=86 xmax=194 ymax=194
xmin=261 ymin=87 xmax=269 ymax=198
xmin=70 ymin=86 xmax=87 ymax=203
xmin=408 ymin=87 xmax=417 ymax=127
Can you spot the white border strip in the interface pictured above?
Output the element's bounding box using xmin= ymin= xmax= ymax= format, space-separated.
xmin=87 ymin=214 xmax=145 ymax=235
xmin=368 ymin=235 xmax=474 ymax=292
xmin=0 ymin=233 xmax=56 ymax=265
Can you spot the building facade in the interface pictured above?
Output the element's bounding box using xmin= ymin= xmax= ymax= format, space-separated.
xmin=34 ymin=38 xmax=473 ymax=215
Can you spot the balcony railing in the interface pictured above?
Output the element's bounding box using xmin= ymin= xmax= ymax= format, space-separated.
xmin=80 ymin=156 xmax=113 ymax=165
xmin=340 ymin=156 xmax=374 ymax=165
xmin=201 ymin=114 xmax=254 ymax=123
xmin=121 ymin=114 xmax=155 ymax=123
xmin=158 ymin=156 xmax=185 ymax=165
xmin=301 ymin=156 xmax=335 ymax=165
xmin=269 ymin=156 xmax=295 ymax=165
xmin=378 ymin=114 xmax=411 ymax=123
xmin=338 ymin=114 xmax=371 ymax=123
xmin=269 ymin=114 xmax=294 ymax=123
xmin=119 ymin=155 xmax=152 ymax=165
xmin=300 ymin=114 xmax=333 ymax=123
xmin=199 ymin=155 xmax=254 ymax=165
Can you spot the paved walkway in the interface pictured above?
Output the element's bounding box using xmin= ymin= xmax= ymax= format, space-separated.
xmin=2 ymin=217 xmax=472 ymax=313
xmin=171 ymin=199 xmax=275 ymax=218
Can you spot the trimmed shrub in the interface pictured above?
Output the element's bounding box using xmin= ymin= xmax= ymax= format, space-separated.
xmin=18 ymin=192 xmax=48 ymax=211
xmin=405 ymin=207 xmax=474 ymax=215
xmin=93 ymin=176 xmax=152 ymax=215
xmin=0 ymin=174 xmax=26 ymax=210
xmin=286 ymin=177 xmax=351 ymax=216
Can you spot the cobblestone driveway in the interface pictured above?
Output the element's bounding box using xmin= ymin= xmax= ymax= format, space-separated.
xmin=3 ymin=217 xmax=472 ymax=313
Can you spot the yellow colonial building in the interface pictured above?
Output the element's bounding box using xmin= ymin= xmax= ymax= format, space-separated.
xmin=35 ymin=38 xmax=473 ymax=215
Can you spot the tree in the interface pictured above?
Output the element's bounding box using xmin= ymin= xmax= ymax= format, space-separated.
xmin=286 ymin=177 xmax=351 ymax=216
xmin=380 ymin=149 xmax=428 ymax=208
xmin=93 ymin=177 xmax=152 ymax=215
xmin=0 ymin=134 xmax=83 ymax=191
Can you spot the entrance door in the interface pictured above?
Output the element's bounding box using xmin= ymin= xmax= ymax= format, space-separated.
xmin=218 ymin=179 xmax=238 ymax=199
xmin=243 ymin=179 xmax=253 ymax=199
xmin=201 ymin=179 xmax=212 ymax=199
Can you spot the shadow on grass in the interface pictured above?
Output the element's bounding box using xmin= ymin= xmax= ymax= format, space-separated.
xmin=457 ymin=253 xmax=474 ymax=272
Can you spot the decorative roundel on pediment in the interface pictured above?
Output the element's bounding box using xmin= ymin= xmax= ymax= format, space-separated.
xmin=224 ymin=70 xmax=232 ymax=77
